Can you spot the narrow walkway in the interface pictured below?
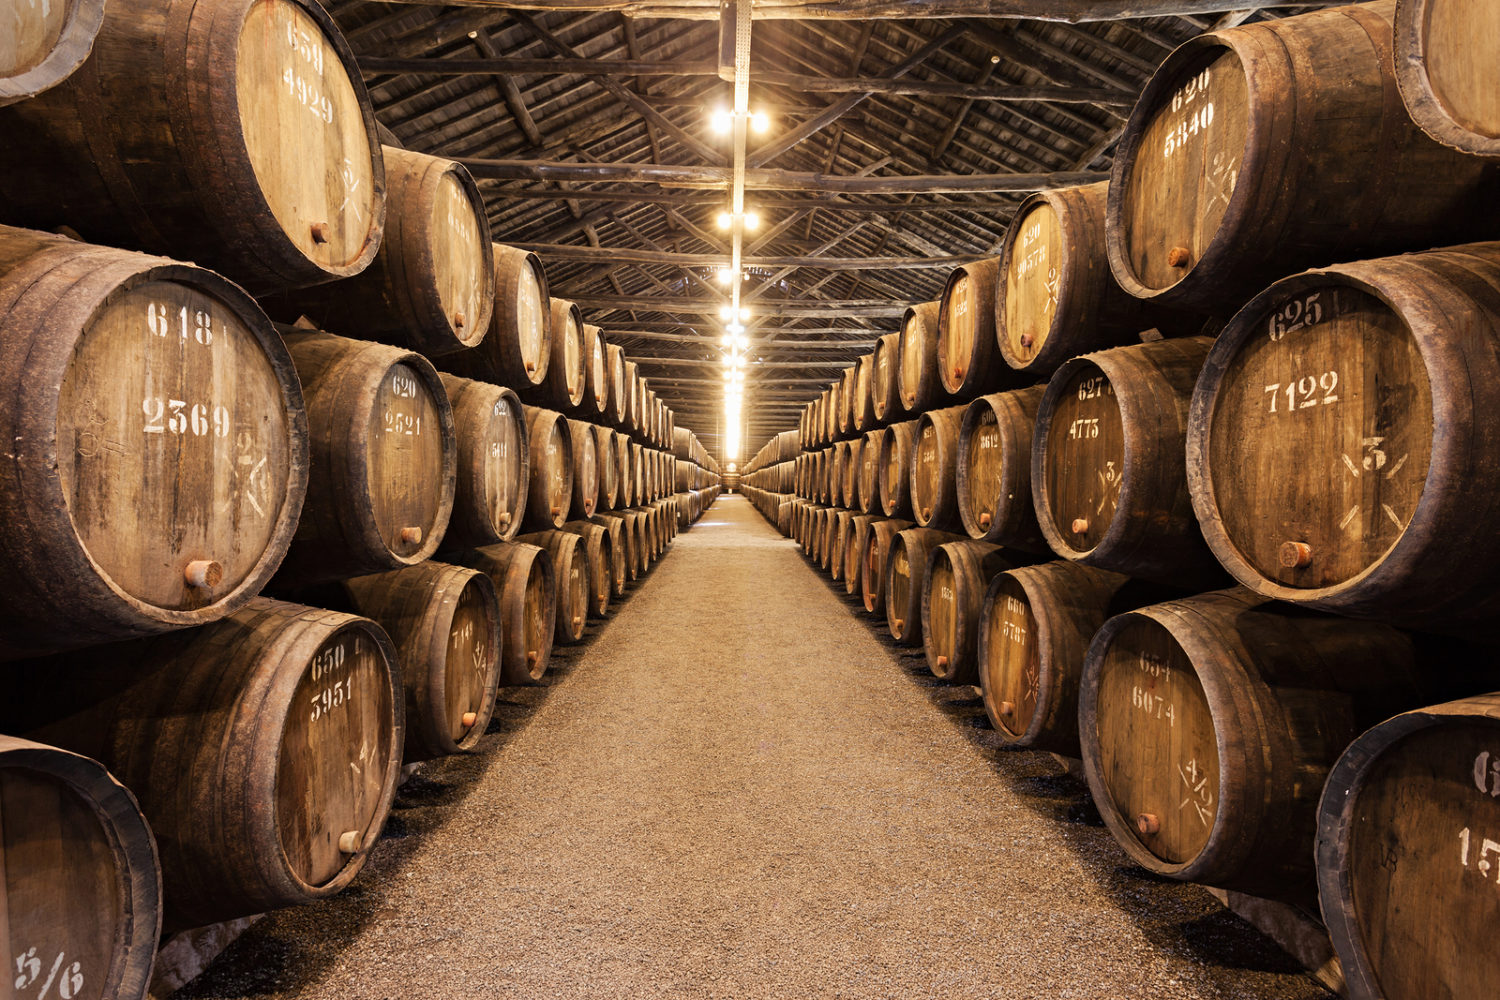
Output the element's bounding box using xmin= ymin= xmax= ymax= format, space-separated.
xmin=180 ymin=496 xmax=1327 ymax=1000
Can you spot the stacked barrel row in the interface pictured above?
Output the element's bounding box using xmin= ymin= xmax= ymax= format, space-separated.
xmin=740 ymin=429 xmax=800 ymax=530
xmin=0 ymin=2 xmax=708 ymax=993
xmin=670 ymin=425 xmax=725 ymax=527
xmin=747 ymin=4 xmax=1500 ymax=996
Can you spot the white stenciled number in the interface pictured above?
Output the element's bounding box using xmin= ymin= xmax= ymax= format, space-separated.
xmin=13 ymin=947 xmax=84 ymax=999
xmin=1068 ymin=418 xmax=1101 ymax=440
xmin=1267 ymin=293 xmax=1326 ymax=341
xmin=142 ymin=398 xmax=230 ymax=438
xmin=1263 ymin=370 xmax=1340 ymax=414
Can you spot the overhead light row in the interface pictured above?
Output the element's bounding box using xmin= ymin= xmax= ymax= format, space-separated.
xmin=709 ymin=107 xmax=770 ymax=135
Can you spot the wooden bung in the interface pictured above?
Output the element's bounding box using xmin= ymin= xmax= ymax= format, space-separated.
xmin=0 ymin=735 xmax=161 ymax=1000
xmin=1079 ymin=589 xmax=1424 ymax=904
xmin=264 ymin=146 xmax=493 ymax=357
xmin=0 ymin=0 xmax=385 ymax=294
xmin=273 ymin=328 xmax=456 ymax=586
xmin=1106 ymin=0 xmax=1500 ymax=310
xmin=0 ymin=227 xmax=308 ymax=657
xmin=450 ymin=541 xmax=555 ymax=685
xmin=921 ymin=539 xmax=1015 ymax=684
xmin=342 ymin=561 xmax=501 ymax=761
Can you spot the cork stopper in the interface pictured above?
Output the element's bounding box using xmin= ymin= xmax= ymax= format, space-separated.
xmin=1136 ymin=813 xmax=1161 ymax=836
xmin=1167 ymin=246 xmax=1191 ymax=268
xmin=184 ymin=560 xmax=223 ymax=590
xmin=400 ymin=526 xmax=423 ymax=545
xmin=1279 ymin=541 xmax=1313 ymax=569
xmin=338 ymin=830 xmax=362 ymax=854
xmin=310 ymin=221 xmax=330 ymax=245
xmin=1070 ymin=518 xmax=1089 ymax=535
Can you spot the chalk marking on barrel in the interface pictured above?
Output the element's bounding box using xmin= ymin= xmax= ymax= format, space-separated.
xmin=1339 ymin=505 xmax=1361 ymax=531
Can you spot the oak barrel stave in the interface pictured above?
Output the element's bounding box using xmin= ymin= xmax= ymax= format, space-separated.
xmin=884 ymin=527 xmax=965 ymax=646
xmin=957 ymin=387 xmax=1048 ymax=551
xmin=438 ymin=375 xmax=528 ymax=547
xmin=450 ymin=542 xmax=555 ymax=684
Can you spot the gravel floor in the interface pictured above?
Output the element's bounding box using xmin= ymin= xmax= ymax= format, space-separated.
xmin=175 ymin=495 xmax=1333 ymax=1000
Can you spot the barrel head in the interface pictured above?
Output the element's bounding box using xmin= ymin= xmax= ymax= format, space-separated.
xmin=1002 ymin=198 xmax=1064 ymax=369
xmin=1041 ymin=361 xmax=1123 ymax=556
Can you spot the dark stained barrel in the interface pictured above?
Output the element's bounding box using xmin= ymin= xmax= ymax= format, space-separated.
xmin=957 ymin=387 xmax=1047 ymax=550
xmin=1395 ymin=0 xmax=1500 ymax=157
xmin=885 ymin=527 xmax=965 ymax=646
xmin=622 ymin=360 xmax=641 ymax=432
xmin=561 ymin=519 xmax=614 ymax=617
xmin=830 ymin=510 xmax=857 ymax=582
xmin=909 ymin=405 xmax=967 ymax=531
xmin=265 ymin=146 xmax=492 ymax=357
xmin=342 ymin=561 xmax=500 ymax=760
xmin=0 ymin=0 xmax=386 ymax=294
xmin=613 ymin=430 xmax=635 ymax=508
xmin=0 ymin=227 xmax=307 ymax=656
xmin=11 ymin=598 xmax=404 ymax=929
xmin=1033 ymin=337 xmax=1225 ymax=590
xmin=878 ymin=419 xmax=919 ymax=519
xmin=452 ymin=542 xmax=555 ymax=684
xmin=521 ymin=406 xmax=573 ymax=531
xmin=938 ymin=258 xmax=1019 ymax=399
xmin=1188 ymin=244 xmax=1500 ymax=633
xmin=1317 ymin=694 xmax=1500 ymax=1000
xmin=1080 ymin=589 xmax=1422 ymax=902
xmin=871 ymin=331 xmax=902 ymax=424
xmin=998 ymin=182 xmax=1177 ymax=376
xmin=441 ymin=244 xmax=550 ymax=391
xmin=518 ymin=530 xmax=589 ymax=644
xmin=439 ymin=375 xmax=527 ymax=547
xmin=897 ymin=301 xmax=943 ymax=416
xmin=977 ymin=561 xmax=1130 ymax=755
xmin=0 ymin=0 xmax=105 ymax=106
xmin=565 ymin=418 xmax=600 ymax=519
xmin=921 ymin=540 xmax=1012 ymax=684
xmin=1107 ymin=0 xmax=1500 ymax=310
xmin=0 ymin=735 xmax=161 ymax=1000
xmin=274 ymin=329 xmax=456 ymax=585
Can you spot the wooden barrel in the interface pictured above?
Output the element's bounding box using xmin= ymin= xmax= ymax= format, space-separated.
xmin=453 ymin=541 xmax=555 ymax=684
xmin=0 ymin=0 xmax=105 ymax=106
xmin=897 ymin=301 xmax=942 ymax=416
xmin=628 ymin=508 xmax=654 ymax=569
xmin=265 ymin=147 xmax=492 ymax=357
xmin=606 ymin=343 xmax=628 ymax=425
xmin=938 ymin=258 xmax=1014 ymax=399
xmin=520 ymin=406 xmax=573 ymax=531
xmin=997 ymin=182 xmax=1173 ymax=376
xmin=594 ymin=511 xmax=638 ymax=582
xmin=909 ymin=405 xmax=967 ymax=531
xmin=1079 ymin=589 xmax=1422 ymax=901
xmin=807 ymin=506 xmax=829 ymax=564
xmin=837 ymin=366 xmax=857 ymax=437
xmin=852 ymin=354 xmax=876 ymax=431
xmin=13 ymin=598 xmax=404 ymax=928
xmin=342 ymin=562 xmax=500 ymax=761
xmin=843 ymin=514 xmax=882 ymax=596
xmin=562 ymin=520 xmax=614 ymax=617
xmin=622 ymin=360 xmax=640 ymax=431
xmin=0 ymin=736 xmax=161 ymax=1000
xmin=830 ymin=510 xmax=856 ymax=582
xmin=1188 ymin=244 xmax=1500 ymax=632
xmin=580 ymin=324 xmax=611 ymax=418
xmin=442 ymin=244 xmax=550 ymax=391
xmin=957 ymin=387 xmax=1047 ymax=550
xmin=0 ymin=227 xmax=308 ymax=656
xmin=1033 ymin=337 xmax=1225 ymax=590
xmin=1395 ymin=0 xmax=1500 ymax=158
xmin=977 ymin=561 xmax=1130 ymax=755
xmin=629 ymin=442 xmax=646 ymax=505
xmin=870 ymin=332 xmax=902 ymax=424
xmin=859 ymin=428 xmax=885 ymax=515
xmin=613 ymin=429 xmax=634 ymax=508
xmin=518 ymin=530 xmax=589 ymax=644
xmin=274 ymin=329 xmax=456 ymax=586
xmin=885 ymin=527 xmax=965 ymax=646
xmin=0 ymin=0 xmax=386 ymax=294
xmin=565 ymin=419 xmax=600 ymax=519
xmin=798 ymin=504 xmax=825 ymax=557
xmin=1106 ymin=0 xmax=1500 ymax=311
xmin=878 ymin=420 xmax=918 ymax=519
xmin=533 ymin=298 xmax=585 ymax=411
xmin=1316 ymin=694 xmax=1500 ymax=1000
xmin=840 ymin=436 xmax=865 ymax=510
xmin=921 ymin=540 xmax=1012 ymax=684
xmin=593 ymin=424 xmax=620 ymax=512
xmin=583 ymin=515 xmax=627 ymax=596
xmin=438 ymin=375 xmax=527 ymax=547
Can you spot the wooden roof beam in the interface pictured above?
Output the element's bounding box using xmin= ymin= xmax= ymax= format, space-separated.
xmin=367 ymin=1 xmax=1338 ymax=21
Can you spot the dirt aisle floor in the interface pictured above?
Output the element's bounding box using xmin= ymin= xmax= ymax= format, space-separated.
xmin=176 ymin=495 xmax=1331 ymax=1000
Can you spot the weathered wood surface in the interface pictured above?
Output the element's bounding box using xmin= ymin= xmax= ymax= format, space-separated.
xmin=0 ymin=228 xmax=307 ymax=656
xmin=565 ymin=418 xmax=600 ymax=519
xmin=1317 ymin=694 xmax=1500 ymax=1000
xmin=877 ymin=420 xmax=919 ymax=519
xmin=520 ymin=406 xmax=574 ymax=531
xmin=1396 ymin=0 xmax=1500 ymax=157
xmin=0 ymin=0 xmax=105 ymax=106
xmin=370 ymin=0 xmax=1341 ymax=18
xmin=870 ymin=331 xmax=902 ymax=423
xmin=6 ymin=599 xmax=403 ymax=929
xmin=1033 ymin=336 xmax=1225 ymax=589
xmin=921 ymin=539 xmax=1011 ymax=684
xmin=517 ymin=530 xmax=589 ymax=644
xmin=561 ymin=519 xmax=615 ymax=616
xmin=1108 ymin=0 xmax=1500 ymax=309
xmin=439 ymin=375 xmax=528 ymax=546
xmin=342 ymin=562 xmax=500 ymax=761
xmin=580 ymin=324 xmax=611 ymax=418
xmin=274 ymin=329 xmax=455 ymax=586
xmin=265 ymin=147 xmax=493 ymax=357
xmin=977 ymin=561 xmax=1129 ymax=755
xmin=450 ymin=541 xmax=555 ymax=684
xmin=938 ymin=258 xmax=1022 ymax=399
xmin=0 ymin=735 xmax=161 ymax=1000
xmin=897 ymin=301 xmax=943 ymax=416
xmin=439 ymin=244 xmax=551 ymax=390
xmin=1080 ymin=589 xmax=1422 ymax=904
xmin=957 ymin=387 xmax=1048 ymax=550
xmin=909 ymin=404 xmax=968 ymax=531
xmin=1188 ymin=243 xmax=1500 ymax=633
xmin=884 ymin=526 xmax=965 ymax=646
xmin=0 ymin=0 xmax=385 ymax=293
